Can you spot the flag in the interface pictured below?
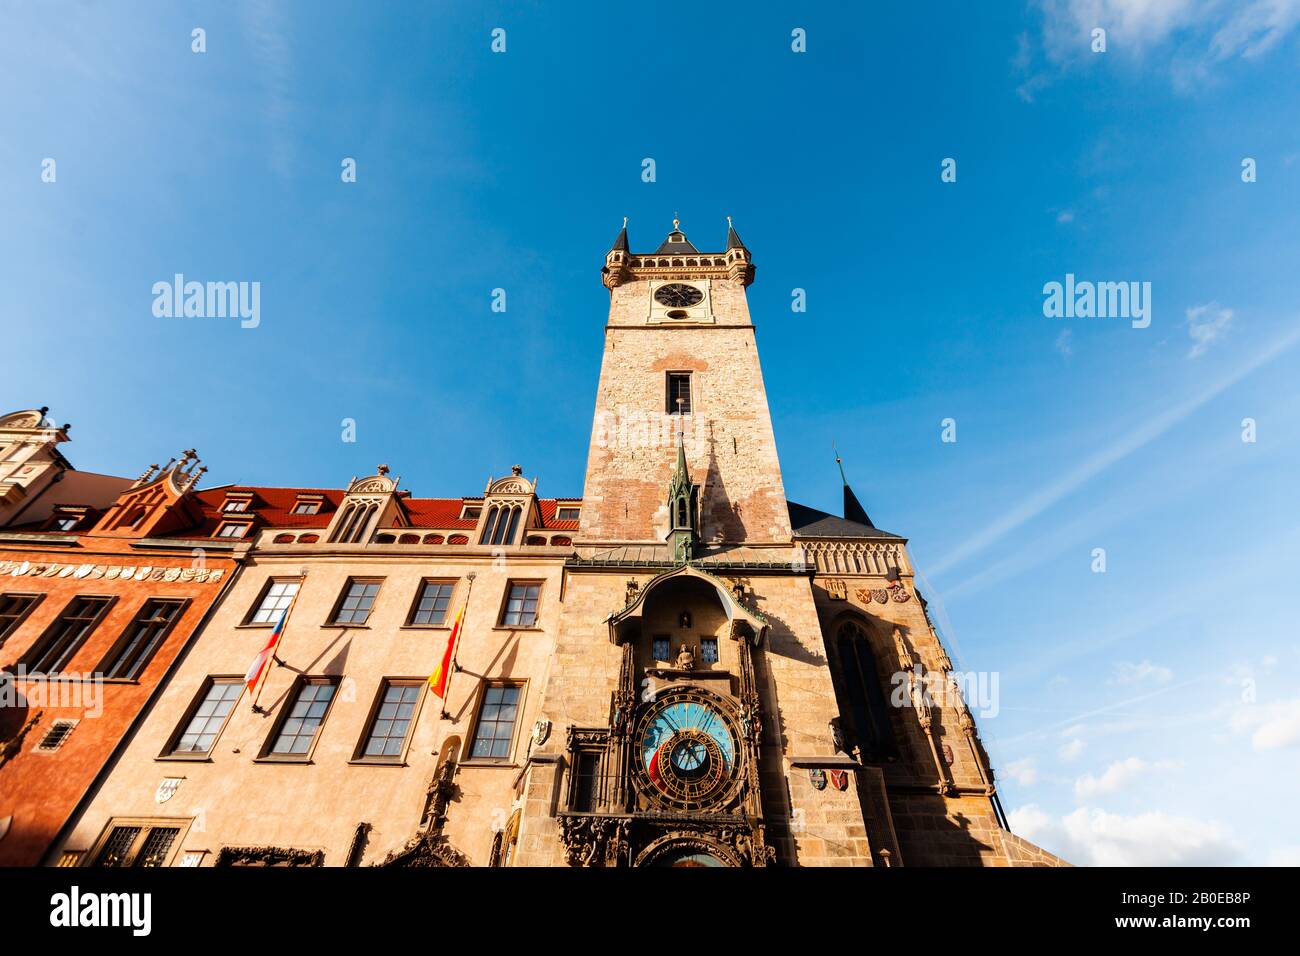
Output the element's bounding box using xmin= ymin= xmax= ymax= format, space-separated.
xmin=429 ymin=599 xmax=467 ymax=698
xmin=245 ymin=607 xmax=288 ymax=692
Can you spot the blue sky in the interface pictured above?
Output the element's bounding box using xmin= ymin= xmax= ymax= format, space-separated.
xmin=3 ymin=1 xmax=1298 ymax=864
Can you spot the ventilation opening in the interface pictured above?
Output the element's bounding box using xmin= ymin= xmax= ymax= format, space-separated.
xmin=36 ymin=718 xmax=79 ymax=752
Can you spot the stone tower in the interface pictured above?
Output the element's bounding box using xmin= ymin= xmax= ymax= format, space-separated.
xmin=507 ymin=219 xmax=1065 ymax=867
xmin=577 ymin=217 xmax=791 ymax=547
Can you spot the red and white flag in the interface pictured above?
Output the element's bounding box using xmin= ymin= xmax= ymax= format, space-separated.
xmin=245 ymin=607 xmax=288 ymax=693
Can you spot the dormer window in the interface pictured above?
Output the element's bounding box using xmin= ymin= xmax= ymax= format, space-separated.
xmin=48 ymin=508 xmax=87 ymax=532
xmin=214 ymin=522 xmax=250 ymax=539
xmin=556 ymin=507 xmax=580 ymax=522
xmin=460 ymin=505 xmax=482 ymax=521
xmin=292 ymin=501 xmax=320 ymax=516
xmin=222 ymin=500 xmax=249 ymax=513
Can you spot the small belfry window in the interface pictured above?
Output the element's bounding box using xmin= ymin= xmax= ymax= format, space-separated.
xmin=667 ymin=372 xmax=692 ymax=414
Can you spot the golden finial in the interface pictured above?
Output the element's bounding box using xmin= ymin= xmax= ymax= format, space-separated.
xmin=673 ymin=213 xmax=679 ymax=230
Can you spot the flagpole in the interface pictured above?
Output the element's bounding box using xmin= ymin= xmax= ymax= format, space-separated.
xmin=251 ymin=572 xmax=305 ymax=714
xmin=439 ymin=572 xmax=475 ymax=720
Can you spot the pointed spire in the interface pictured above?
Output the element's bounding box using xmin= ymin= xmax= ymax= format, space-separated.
xmin=667 ymin=420 xmax=698 ymax=563
xmin=726 ymin=215 xmax=747 ymax=251
xmin=608 ymin=216 xmax=629 ymax=253
xmin=835 ymin=444 xmax=875 ymax=528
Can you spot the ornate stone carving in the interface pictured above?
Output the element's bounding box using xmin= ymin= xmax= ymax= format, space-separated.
xmin=215 ymin=846 xmax=325 ymax=867
xmin=376 ymin=832 xmax=471 ymax=868
xmin=824 ymin=578 xmax=847 ymax=600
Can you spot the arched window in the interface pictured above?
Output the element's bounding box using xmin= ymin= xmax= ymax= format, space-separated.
xmin=835 ymin=621 xmax=898 ymax=763
xmin=480 ymin=507 xmax=499 ymax=544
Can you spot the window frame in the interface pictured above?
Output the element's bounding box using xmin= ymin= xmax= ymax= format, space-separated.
xmin=666 ymin=371 xmax=693 ymax=415
xmin=160 ymin=676 xmax=245 ymax=759
xmin=0 ymin=592 xmax=44 ymax=648
xmin=328 ymin=577 xmax=384 ymax=626
xmin=97 ymin=597 xmax=190 ymax=681
xmin=18 ymin=594 xmax=117 ymax=675
xmin=405 ymin=578 xmax=457 ymax=628
xmin=259 ymin=676 xmax=341 ymax=762
xmin=84 ymin=818 xmax=191 ymax=868
xmin=497 ymin=580 xmax=543 ymax=629
xmin=464 ymin=680 xmax=526 ymax=765
xmin=243 ymin=578 xmax=301 ymax=626
xmin=555 ymin=506 xmax=581 ymax=522
xmin=213 ymin=521 xmax=251 ymax=539
xmin=290 ymin=500 xmax=321 ymax=515
xmin=352 ymin=678 xmax=426 ymax=764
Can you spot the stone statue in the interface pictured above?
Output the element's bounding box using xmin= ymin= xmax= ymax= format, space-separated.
xmin=675 ymin=643 xmax=695 ymax=670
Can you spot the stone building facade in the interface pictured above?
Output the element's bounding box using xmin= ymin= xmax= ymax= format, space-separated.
xmin=26 ymin=221 xmax=1064 ymax=867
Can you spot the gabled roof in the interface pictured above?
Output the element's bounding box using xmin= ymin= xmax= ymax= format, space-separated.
xmin=653 ymin=228 xmax=699 ymax=254
xmin=787 ymin=500 xmax=902 ymax=540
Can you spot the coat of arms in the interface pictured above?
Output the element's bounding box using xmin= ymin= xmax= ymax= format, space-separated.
xmin=829 ymin=769 xmax=848 ymax=791
xmin=809 ymin=768 xmax=827 ymax=791
xmin=155 ymin=777 xmax=183 ymax=804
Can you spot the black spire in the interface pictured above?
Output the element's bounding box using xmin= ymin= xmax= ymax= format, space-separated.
xmin=608 ymin=216 xmax=629 ymax=253
xmin=726 ymin=216 xmax=747 ymax=251
xmin=835 ymin=446 xmax=875 ymax=528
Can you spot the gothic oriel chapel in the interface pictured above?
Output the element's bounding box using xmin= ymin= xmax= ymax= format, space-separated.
xmin=29 ymin=221 xmax=1065 ymax=867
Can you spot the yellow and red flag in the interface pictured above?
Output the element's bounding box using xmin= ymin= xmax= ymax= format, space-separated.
xmin=429 ymin=599 xmax=466 ymax=698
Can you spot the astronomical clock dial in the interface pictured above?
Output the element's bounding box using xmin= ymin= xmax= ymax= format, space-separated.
xmin=633 ymin=690 xmax=740 ymax=811
xmin=653 ymin=283 xmax=703 ymax=308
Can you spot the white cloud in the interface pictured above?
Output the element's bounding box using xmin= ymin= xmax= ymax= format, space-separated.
xmin=1005 ymin=757 xmax=1039 ymax=786
xmin=1055 ymin=328 xmax=1074 ymax=357
xmin=1059 ymin=736 xmax=1087 ymax=761
xmin=1010 ymin=804 xmax=1242 ymax=866
xmin=1186 ymin=302 xmax=1234 ymax=358
xmin=1111 ymin=659 xmax=1173 ymax=684
xmin=1074 ymin=756 xmax=1180 ymax=799
xmin=1231 ymin=698 xmax=1300 ymax=751
xmin=1056 ymin=209 xmax=1075 ymax=223
xmin=1030 ymin=1 xmax=1300 ymax=88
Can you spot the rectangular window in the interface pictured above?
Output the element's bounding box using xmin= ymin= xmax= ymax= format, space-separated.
xmin=266 ymin=678 xmax=338 ymax=757
xmin=408 ymin=580 xmax=455 ymax=626
xmin=666 ymin=372 xmax=692 ymax=414
xmin=652 ymin=635 xmax=670 ymax=661
xmin=36 ymin=718 xmax=78 ymax=752
xmin=291 ymin=501 xmax=320 ymax=515
xmin=99 ymin=598 xmax=187 ymax=680
xmin=701 ymin=637 xmax=719 ymax=664
xmin=469 ymin=684 xmax=521 ymax=761
xmin=247 ymin=580 xmax=298 ymax=624
xmin=460 ymin=505 xmax=481 ymax=521
xmin=499 ymin=582 xmax=541 ymax=627
xmin=90 ymin=821 xmax=183 ymax=868
xmin=331 ymin=579 xmax=382 ymax=625
xmin=215 ymin=522 xmax=249 ymax=538
xmin=168 ymin=678 xmax=242 ymax=756
xmin=222 ymin=500 xmax=249 ymax=513
xmin=0 ymin=593 xmax=42 ymax=647
xmin=52 ymin=516 xmax=80 ymax=531
xmin=358 ymin=681 xmax=422 ymax=760
xmin=20 ymin=595 xmax=114 ymax=675
xmin=572 ymin=751 xmax=601 ymax=811
xmin=555 ymin=507 xmax=581 ymax=521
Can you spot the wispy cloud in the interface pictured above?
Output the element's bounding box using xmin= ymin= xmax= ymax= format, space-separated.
xmin=1111 ymin=660 xmax=1173 ymax=685
xmin=1231 ymin=698 xmax=1300 ymax=751
xmin=1054 ymin=328 xmax=1074 ymax=356
xmin=1186 ymin=302 xmax=1234 ymax=358
xmin=928 ymin=321 xmax=1300 ymax=577
xmin=1005 ymin=757 xmax=1040 ymax=786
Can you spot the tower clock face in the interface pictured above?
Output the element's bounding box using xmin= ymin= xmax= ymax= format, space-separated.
xmin=654 ymin=283 xmax=703 ymax=308
xmin=633 ymin=690 xmax=740 ymax=811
